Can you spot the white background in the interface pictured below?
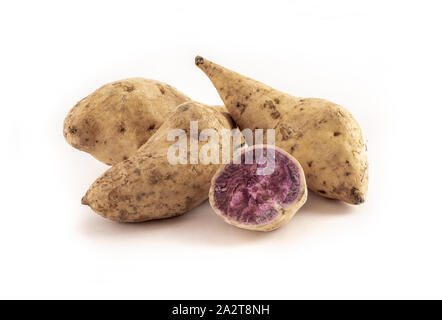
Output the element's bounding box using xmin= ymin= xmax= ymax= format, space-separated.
xmin=0 ymin=0 xmax=441 ymax=299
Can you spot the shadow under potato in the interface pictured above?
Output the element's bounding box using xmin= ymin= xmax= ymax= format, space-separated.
xmin=78 ymin=191 xmax=357 ymax=246
xmin=298 ymin=191 xmax=355 ymax=216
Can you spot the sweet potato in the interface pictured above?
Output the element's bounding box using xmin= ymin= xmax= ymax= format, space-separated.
xmin=81 ymin=102 xmax=237 ymax=222
xmin=196 ymin=56 xmax=368 ymax=204
xmin=63 ymin=78 xmax=190 ymax=165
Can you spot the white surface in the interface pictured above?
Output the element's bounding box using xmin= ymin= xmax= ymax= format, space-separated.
xmin=0 ymin=0 xmax=441 ymax=299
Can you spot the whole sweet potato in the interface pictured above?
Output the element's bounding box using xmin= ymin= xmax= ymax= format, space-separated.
xmin=196 ymin=56 xmax=368 ymax=204
xmin=63 ymin=78 xmax=190 ymax=165
xmin=81 ymin=102 xmax=237 ymax=222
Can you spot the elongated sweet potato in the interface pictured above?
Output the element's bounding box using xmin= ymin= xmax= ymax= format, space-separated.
xmin=196 ymin=56 xmax=368 ymax=204
xmin=81 ymin=102 xmax=237 ymax=222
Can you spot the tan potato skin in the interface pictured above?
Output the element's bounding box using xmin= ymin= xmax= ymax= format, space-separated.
xmin=63 ymin=78 xmax=191 ymax=165
xmin=209 ymin=145 xmax=308 ymax=232
xmin=81 ymin=102 xmax=235 ymax=222
xmin=196 ymin=56 xmax=368 ymax=204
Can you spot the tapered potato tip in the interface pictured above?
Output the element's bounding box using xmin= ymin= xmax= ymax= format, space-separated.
xmin=81 ymin=195 xmax=89 ymax=206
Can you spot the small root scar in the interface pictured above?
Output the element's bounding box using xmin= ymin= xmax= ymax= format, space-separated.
xmin=195 ymin=56 xmax=204 ymax=65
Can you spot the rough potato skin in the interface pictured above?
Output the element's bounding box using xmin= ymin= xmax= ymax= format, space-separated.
xmin=63 ymin=78 xmax=191 ymax=165
xmin=196 ymin=56 xmax=368 ymax=204
xmin=81 ymin=102 xmax=235 ymax=222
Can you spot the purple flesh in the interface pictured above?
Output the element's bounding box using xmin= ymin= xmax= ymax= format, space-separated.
xmin=212 ymin=147 xmax=302 ymax=225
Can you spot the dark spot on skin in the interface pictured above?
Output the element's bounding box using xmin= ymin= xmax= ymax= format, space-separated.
xmin=323 ymin=181 xmax=327 ymax=185
xmin=300 ymin=108 xmax=304 ymax=111
xmin=279 ymin=125 xmax=303 ymax=141
xmin=69 ymin=126 xmax=77 ymax=134
xmin=119 ymin=210 xmax=128 ymax=219
xmin=136 ymin=192 xmax=146 ymax=201
xmin=263 ymin=100 xmax=276 ymax=110
xmin=104 ymin=140 xmax=107 ymax=145
xmin=351 ymin=187 xmax=365 ymax=204
xmin=125 ymin=85 xmax=135 ymax=92
xmin=134 ymin=168 xmax=141 ymax=176
xmin=318 ymin=190 xmax=327 ymax=194
xmin=334 ymin=132 xmax=341 ymax=136
xmin=220 ymin=87 xmax=224 ymax=91
xmin=290 ymin=145 xmax=297 ymax=153
xmin=271 ymin=111 xmax=280 ymax=119
xmin=195 ymin=56 xmax=204 ymax=65
xmin=119 ymin=125 xmax=126 ymax=133
xmin=148 ymin=124 xmax=155 ymax=131
xmin=307 ymin=161 xmax=313 ymax=167
xmin=279 ymin=126 xmax=293 ymax=141
xmin=236 ymin=102 xmax=247 ymax=114
xmin=245 ymin=95 xmax=249 ymax=100
xmin=85 ymin=138 xmax=89 ymax=142
xmin=123 ymin=156 xmax=128 ymax=160
xmin=345 ymin=160 xmax=350 ymax=165
xmin=95 ymin=140 xmax=99 ymax=143
xmin=148 ymin=169 xmax=162 ymax=184
xmin=157 ymin=86 xmax=165 ymax=95
xmin=345 ymin=172 xmax=351 ymax=176
xmin=274 ymin=98 xmax=280 ymax=104
xmin=262 ymin=100 xmax=280 ymax=119
xmin=299 ymin=99 xmax=305 ymax=103
xmin=178 ymin=104 xmax=189 ymax=112
xmin=320 ymin=167 xmax=326 ymax=170
xmin=318 ymin=119 xmax=328 ymax=124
